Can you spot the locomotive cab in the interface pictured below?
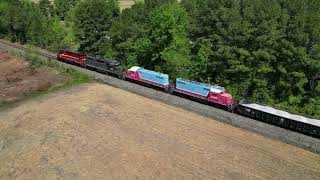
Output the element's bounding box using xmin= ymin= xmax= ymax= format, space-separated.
xmin=208 ymin=86 xmax=233 ymax=111
xmin=126 ymin=66 xmax=140 ymax=80
xmin=56 ymin=49 xmax=87 ymax=66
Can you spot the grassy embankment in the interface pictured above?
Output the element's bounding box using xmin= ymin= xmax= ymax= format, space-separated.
xmin=25 ymin=50 xmax=93 ymax=89
xmin=0 ymin=46 xmax=93 ymax=107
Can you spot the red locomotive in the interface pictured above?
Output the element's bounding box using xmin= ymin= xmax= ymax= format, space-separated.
xmin=57 ymin=49 xmax=87 ymax=67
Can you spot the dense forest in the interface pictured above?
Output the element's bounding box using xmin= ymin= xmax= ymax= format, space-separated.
xmin=0 ymin=0 xmax=319 ymax=118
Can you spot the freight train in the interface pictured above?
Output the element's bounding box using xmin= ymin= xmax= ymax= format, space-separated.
xmin=57 ymin=50 xmax=320 ymax=138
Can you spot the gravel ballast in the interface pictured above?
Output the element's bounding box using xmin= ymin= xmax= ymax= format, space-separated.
xmin=1 ymin=43 xmax=320 ymax=154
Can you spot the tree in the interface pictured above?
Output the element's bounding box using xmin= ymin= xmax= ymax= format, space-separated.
xmin=26 ymin=1 xmax=50 ymax=47
xmin=39 ymin=0 xmax=54 ymax=19
xmin=73 ymin=0 xmax=119 ymax=55
xmin=0 ymin=1 xmax=11 ymax=38
xmin=132 ymin=3 xmax=191 ymax=78
xmin=110 ymin=1 xmax=148 ymax=65
xmin=189 ymin=39 xmax=212 ymax=83
xmin=182 ymin=0 xmax=320 ymax=116
xmin=54 ymin=0 xmax=80 ymax=21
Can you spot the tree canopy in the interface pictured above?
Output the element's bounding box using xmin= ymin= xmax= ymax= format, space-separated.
xmin=181 ymin=0 xmax=320 ymax=116
xmin=73 ymin=0 xmax=119 ymax=55
xmin=54 ymin=0 xmax=79 ymax=21
xmin=130 ymin=3 xmax=190 ymax=77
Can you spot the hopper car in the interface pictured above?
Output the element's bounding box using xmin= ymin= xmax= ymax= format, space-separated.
xmin=237 ymin=100 xmax=320 ymax=138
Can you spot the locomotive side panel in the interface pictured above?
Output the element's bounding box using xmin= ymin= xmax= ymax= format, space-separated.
xmin=137 ymin=68 xmax=169 ymax=87
xmin=175 ymin=78 xmax=210 ymax=99
xmin=126 ymin=66 xmax=171 ymax=90
xmin=86 ymin=57 xmax=108 ymax=71
xmin=86 ymin=57 xmax=124 ymax=78
xmin=57 ymin=50 xmax=87 ymax=66
xmin=175 ymin=78 xmax=233 ymax=107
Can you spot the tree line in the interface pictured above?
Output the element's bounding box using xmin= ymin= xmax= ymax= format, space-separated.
xmin=0 ymin=0 xmax=319 ymax=118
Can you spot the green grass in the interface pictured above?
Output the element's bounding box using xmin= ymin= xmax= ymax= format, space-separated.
xmin=25 ymin=52 xmax=94 ymax=95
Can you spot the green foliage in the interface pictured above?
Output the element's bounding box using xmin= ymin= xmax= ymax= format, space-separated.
xmin=39 ymin=0 xmax=54 ymax=18
xmin=110 ymin=2 xmax=147 ymax=65
xmin=110 ymin=1 xmax=191 ymax=79
xmin=0 ymin=0 xmax=75 ymax=51
xmin=0 ymin=0 xmax=29 ymax=42
xmin=182 ymin=0 xmax=320 ymax=117
xmin=73 ymin=0 xmax=119 ymax=55
xmin=45 ymin=17 xmax=76 ymax=51
xmin=54 ymin=0 xmax=80 ymax=21
xmin=128 ymin=3 xmax=191 ymax=78
xmin=189 ymin=40 xmax=212 ymax=83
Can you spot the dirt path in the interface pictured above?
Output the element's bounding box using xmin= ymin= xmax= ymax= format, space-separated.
xmin=0 ymin=83 xmax=319 ymax=179
xmin=119 ymin=0 xmax=135 ymax=10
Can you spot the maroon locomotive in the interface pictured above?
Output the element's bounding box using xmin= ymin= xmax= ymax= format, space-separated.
xmin=56 ymin=49 xmax=87 ymax=67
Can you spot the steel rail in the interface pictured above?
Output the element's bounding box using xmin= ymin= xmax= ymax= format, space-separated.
xmin=0 ymin=40 xmax=56 ymax=59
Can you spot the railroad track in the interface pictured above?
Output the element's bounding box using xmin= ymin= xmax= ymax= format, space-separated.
xmin=0 ymin=40 xmax=56 ymax=59
xmin=1 ymin=39 xmax=320 ymax=154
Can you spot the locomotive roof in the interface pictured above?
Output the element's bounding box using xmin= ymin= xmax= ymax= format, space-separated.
xmin=129 ymin=66 xmax=140 ymax=72
xmin=130 ymin=66 xmax=169 ymax=77
xmin=239 ymin=101 xmax=320 ymax=127
xmin=88 ymin=56 xmax=120 ymax=63
xmin=59 ymin=49 xmax=85 ymax=56
xmin=176 ymin=78 xmax=225 ymax=91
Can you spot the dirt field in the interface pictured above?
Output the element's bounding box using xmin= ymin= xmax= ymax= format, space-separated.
xmin=0 ymin=51 xmax=69 ymax=104
xmin=0 ymin=83 xmax=319 ymax=179
xmin=119 ymin=0 xmax=135 ymax=10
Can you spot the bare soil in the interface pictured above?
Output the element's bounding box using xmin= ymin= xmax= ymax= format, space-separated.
xmin=119 ymin=0 xmax=135 ymax=10
xmin=0 ymin=51 xmax=69 ymax=104
xmin=0 ymin=83 xmax=319 ymax=179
